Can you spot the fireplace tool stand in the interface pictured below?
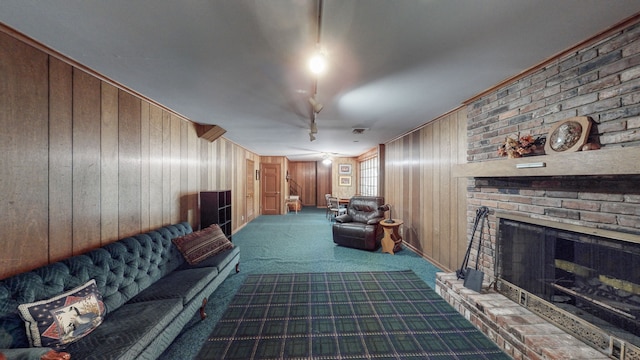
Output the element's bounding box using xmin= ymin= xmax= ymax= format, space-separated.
xmin=456 ymin=206 xmax=490 ymax=292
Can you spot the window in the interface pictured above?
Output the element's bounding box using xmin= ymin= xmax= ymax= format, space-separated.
xmin=359 ymin=156 xmax=377 ymax=196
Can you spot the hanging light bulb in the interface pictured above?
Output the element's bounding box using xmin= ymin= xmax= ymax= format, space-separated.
xmin=308 ymin=50 xmax=327 ymax=75
xmin=309 ymin=0 xmax=326 ymax=76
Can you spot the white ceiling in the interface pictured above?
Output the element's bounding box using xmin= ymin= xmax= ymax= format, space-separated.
xmin=1 ymin=1 xmax=639 ymax=161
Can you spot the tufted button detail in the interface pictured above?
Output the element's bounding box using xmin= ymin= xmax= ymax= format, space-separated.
xmin=0 ymin=221 xmax=195 ymax=344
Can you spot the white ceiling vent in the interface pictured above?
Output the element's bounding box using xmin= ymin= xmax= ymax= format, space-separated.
xmin=352 ymin=128 xmax=369 ymax=135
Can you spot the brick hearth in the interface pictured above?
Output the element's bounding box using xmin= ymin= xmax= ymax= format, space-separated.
xmin=436 ymin=272 xmax=610 ymax=360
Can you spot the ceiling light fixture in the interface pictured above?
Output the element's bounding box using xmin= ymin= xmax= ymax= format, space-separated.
xmin=322 ymin=155 xmax=332 ymax=165
xmin=308 ymin=50 xmax=327 ymax=75
xmin=309 ymin=96 xmax=323 ymax=114
xmin=307 ymin=0 xmax=325 ymax=144
xmin=308 ymin=0 xmax=326 ymax=76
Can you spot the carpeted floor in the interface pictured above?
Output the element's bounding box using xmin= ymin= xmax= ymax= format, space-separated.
xmin=197 ymin=270 xmax=510 ymax=360
xmin=159 ymin=207 xmax=493 ymax=359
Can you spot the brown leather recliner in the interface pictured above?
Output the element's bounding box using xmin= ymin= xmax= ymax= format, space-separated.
xmin=332 ymin=196 xmax=385 ymax=251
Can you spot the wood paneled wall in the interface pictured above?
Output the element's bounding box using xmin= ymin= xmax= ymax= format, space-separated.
xmin=289 ymin=162 xmax=318 ymax=206
xmin=384 ymin=108 xmax=468 ymax=271
xmin=315 ymin=161 xmax=332 ymax=206
xmin=0 ymin=29 xmax=260 ymax=280
xmin=288 ymin=159 xmax=357 ymax=207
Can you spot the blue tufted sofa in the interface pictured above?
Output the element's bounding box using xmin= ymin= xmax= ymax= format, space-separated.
xmin=0 ymin=222 xmax=240 ymax=360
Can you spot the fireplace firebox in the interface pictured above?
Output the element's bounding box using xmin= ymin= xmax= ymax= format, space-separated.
xmin=496 ymin=214 xmax=640 ymax=359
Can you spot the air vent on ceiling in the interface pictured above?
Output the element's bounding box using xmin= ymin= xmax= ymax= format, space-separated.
xmin=352 ymin=128 xmax=369 ymax=134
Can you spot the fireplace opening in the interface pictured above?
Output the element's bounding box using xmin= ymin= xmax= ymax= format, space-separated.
xmin=497 ymin=215 xmax=640 ymax=354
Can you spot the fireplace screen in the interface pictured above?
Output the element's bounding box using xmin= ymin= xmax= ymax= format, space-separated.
xmin=498 ymin=217 xmax=640 ymax=350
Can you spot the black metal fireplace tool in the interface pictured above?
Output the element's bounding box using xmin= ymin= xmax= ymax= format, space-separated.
xmin=456 ymin=206 xmax=490 ymax=292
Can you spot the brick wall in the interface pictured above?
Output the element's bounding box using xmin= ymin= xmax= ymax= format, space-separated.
xmin=464 ymin=20 xmax=640 ymax=278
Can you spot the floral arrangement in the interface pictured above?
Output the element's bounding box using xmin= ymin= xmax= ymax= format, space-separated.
xmin=498 ymin=133 xmax=546 ymax=158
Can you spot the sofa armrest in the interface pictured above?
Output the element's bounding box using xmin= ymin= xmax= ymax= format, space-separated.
xmin=0 ymin=348 xmax=65 ymax=360
xmin=334 ymin=214 xmax=352 ymax=223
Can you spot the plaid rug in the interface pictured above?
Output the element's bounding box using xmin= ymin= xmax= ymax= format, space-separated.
xmin=197 ymin=271 xmax=509 ymax=359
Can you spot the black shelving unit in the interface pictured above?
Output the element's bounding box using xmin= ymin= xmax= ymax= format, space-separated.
xmin=199 ymin=190 xmax=232 ymax=241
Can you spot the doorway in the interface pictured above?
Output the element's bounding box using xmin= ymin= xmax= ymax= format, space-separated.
xmin=261 ymin=163 xmax=281 ymax=215
xmin=246 ymin=159 xmax=256 ymax=221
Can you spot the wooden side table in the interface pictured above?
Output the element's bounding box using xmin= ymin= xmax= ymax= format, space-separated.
xmin=379 ymin=219 xmax=403 ymax=255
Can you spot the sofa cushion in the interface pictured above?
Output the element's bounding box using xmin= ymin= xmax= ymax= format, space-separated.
xmin=127 ymin=267 xmax=219 ymax=305
xmin=62 ymin=298 xmax=182 ymax=360
xmin=17 ymin=279 xmax=105 ymax=349
xmin=172 ymin=224 xmax=233 ymax=265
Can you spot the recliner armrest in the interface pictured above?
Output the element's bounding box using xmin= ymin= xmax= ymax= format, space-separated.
xmin=366 ymin=217 xmax=384 ymax=225
xmin=334 ymin=214 xmax=352 ymax=223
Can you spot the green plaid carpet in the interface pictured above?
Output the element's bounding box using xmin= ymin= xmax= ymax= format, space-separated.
xmin=197 ymin=270 xmax=510 ymax=359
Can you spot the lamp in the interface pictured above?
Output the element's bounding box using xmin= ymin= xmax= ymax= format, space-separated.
xmin=309 ymin=132 xmax=316 ymax=142
xmin=308 ymin=0 xmax=326 ymax=76
xmin=322 ymin=154 xmax=332 ymax=165
xmin=308 ymin=50 xmax=327 ymax=75
xmin=310 ymin=121 xmax=318 ymax=134
xmin=378 ymin=204 xmax=394 ymax=223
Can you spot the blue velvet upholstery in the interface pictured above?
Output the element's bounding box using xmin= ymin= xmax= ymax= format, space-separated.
xmin=128 ymin=267 xmax=219 ymax=304
xmin=63 ymin=299 xmax=183 ymax=360
xmin=0 ymin=222 xmax=240 ymax=360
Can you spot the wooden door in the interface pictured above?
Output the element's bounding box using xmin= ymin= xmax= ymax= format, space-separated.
xmin=246 ymin=159 xmax=256 ymax=221
xmin=261 ymin=163 xmax=281 ymax=215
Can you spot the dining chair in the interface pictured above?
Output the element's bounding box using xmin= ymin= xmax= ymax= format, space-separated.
xmin=328 ymin=196 xmax=347 ymax=221
xmin=324 ymin=193 xmax=332 ymax=219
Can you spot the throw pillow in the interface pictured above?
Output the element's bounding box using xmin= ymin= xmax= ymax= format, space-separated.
xmin=172 ymin=224 xmax=233 ymax=265
xmin=18 ymin=279 xmax=105 ymax=349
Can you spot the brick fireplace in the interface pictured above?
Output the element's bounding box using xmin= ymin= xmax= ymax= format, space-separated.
xmin=436 ymin=16 xmax=640 ymax=360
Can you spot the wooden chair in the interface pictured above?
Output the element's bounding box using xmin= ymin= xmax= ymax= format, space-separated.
xmin=328 ymin=196 xmax=347 ymax=220
xmin=324 ymin=193 xmax=332 ymax=219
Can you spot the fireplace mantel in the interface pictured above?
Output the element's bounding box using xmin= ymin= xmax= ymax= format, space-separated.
xmin=453 ymin=146 xmax=640 ymax=178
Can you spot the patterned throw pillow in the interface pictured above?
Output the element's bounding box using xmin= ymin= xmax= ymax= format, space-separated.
xmin=172 ymin=224 xmax=233 ymax=265
xmin=17 ymin=279 xmax=105 ymax=349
